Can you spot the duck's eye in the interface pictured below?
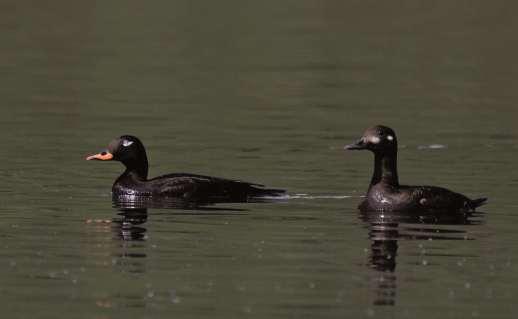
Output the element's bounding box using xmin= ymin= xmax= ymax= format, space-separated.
xmin=122 ymin=140 xmax=134 ymax=147
xmin=387 ymin=135 xmax=394 ymax=141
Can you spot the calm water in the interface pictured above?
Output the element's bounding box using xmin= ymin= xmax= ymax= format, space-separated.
xmin=2 ymin=1 xmax=518 ymax=318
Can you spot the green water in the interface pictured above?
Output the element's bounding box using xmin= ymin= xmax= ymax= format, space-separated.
xmin=1 ymin=1 xmax=518 ymax=318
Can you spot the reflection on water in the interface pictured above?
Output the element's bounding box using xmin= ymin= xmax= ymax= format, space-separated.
xmin=113 ymin=208 xmax=149 ymax=241
xmin=112 ymin=194 xmax=284 ymax=210
xmin=114 ymin=195 xmax=209 ymax=210
xmin=110 ymin=197 xmax=251 ymax=241
xmin=359 ymin=211 xmax=485 ymax=306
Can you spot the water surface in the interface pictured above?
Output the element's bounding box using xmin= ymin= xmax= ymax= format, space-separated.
xmin=1 ymin=1 xmax=518 ymax=318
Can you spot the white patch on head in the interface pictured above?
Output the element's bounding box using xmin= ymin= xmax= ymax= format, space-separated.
xmin=387 ymin=135 xmax=394 ymax=141
xmin=122 ymin=140 xmax=134 ymax=147
xmin=368 ymin=136 xmax=381 ymax=144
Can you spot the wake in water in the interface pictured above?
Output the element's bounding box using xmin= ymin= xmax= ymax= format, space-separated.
xmin=257 ymin=193 xmax=360 ymax=200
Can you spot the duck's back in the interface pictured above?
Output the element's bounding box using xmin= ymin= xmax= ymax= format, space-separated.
xmin=400 ymin=185 xmax=470 ymax=212
xmin=113 ymin=172 xmax=284 ymax=203
xmin=361 ymin=183 xmax=486 ymax=213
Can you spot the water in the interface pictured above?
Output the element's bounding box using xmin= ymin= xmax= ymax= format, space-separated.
xmin=1 ymin=1 xmax=518 ymax=318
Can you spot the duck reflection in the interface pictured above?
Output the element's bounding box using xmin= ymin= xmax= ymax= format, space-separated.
xmin=111 ymin=197 xmax=195 ymax=242
xmin=359 ymin=210 xmax=484 ymax=306
xmin=111 ymin=195 xmax=250 ymax=242
xmin=112 ymin=208 xmax=149 ymax=241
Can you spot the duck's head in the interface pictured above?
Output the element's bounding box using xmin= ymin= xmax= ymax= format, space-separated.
xmin=86 ymin=135 xmax=149 ymax=177
xmin=345 ymin=125 xmax=397 ymax=154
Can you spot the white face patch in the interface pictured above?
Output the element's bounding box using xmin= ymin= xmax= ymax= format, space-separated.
xmin=387 ymin=135 xmax=394 ymax=141
xmin=122 ymin=140 xmax=134 ymax=147
xmin=368 ymin=136 xmax=381 ymax=144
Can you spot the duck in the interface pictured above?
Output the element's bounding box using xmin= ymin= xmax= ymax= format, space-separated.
xmin=345 ymin=125 xmax=487 ymax=213
xmin=86 ymin=135 xmax=285 ymax=203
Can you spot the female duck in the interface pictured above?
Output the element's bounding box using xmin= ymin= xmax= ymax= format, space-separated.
xmin=87 ymin=135 xmax=284 ymax=203
xmin=345 ymin=126 xmax=486 ymax=213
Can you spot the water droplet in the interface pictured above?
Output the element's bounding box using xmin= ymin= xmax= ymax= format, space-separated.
xmin=448 ymin=289 xmax=455 ymax=299
xmin=169 ymin=289 xmax=181 ymax=304
xmin=485 ymin=288 xmax=493 ymax=299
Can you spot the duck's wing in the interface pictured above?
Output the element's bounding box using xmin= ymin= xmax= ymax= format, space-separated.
xmin=402 ymin=185 xmax=471 ymax=212
xmin=148 ymin=173 xmax=284 ymax=202
xmin=148 ymin=174 xmax=208 ymax=197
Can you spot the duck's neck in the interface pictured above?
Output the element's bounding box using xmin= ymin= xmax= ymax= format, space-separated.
xmin=370 ymin=151 xmax=399 ymax=187
xmin=122 ymin=158 xmax=149 ymax=180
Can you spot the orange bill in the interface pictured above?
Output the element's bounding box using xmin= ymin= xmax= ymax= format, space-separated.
xmin=86 ymin=151 xmax=114 ymax=161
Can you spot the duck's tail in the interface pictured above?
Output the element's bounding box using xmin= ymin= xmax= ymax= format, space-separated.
xmin=468 ymin=197 xmax=488 ymax=210
xmin=249 ymin=185 xmax=286 ymax=198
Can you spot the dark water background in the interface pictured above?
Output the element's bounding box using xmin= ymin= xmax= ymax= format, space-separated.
xmin=1 ymin=1 xmax=518 ymax=318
